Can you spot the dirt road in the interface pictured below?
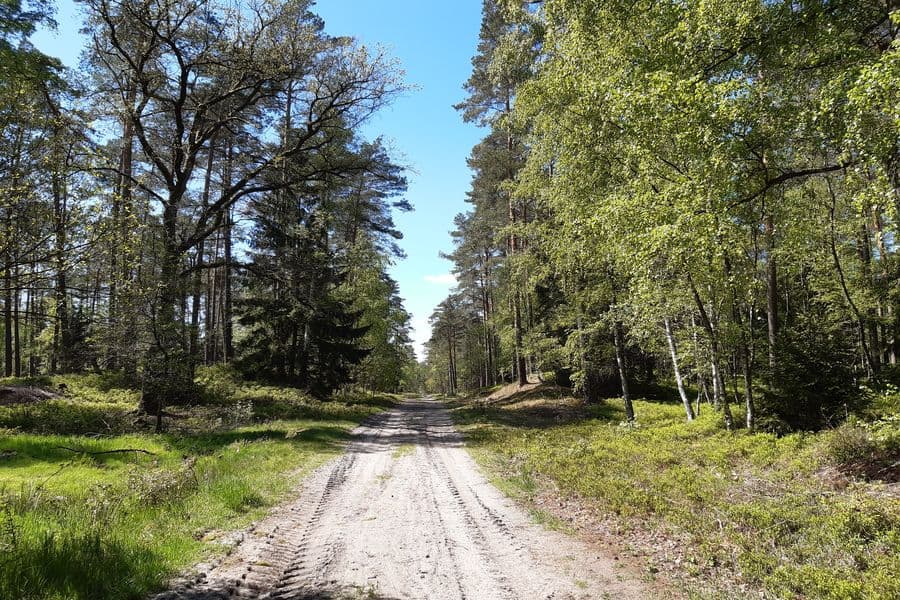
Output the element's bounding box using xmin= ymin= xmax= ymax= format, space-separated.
xmin=155 ymin=398 xmax=647 ymax=600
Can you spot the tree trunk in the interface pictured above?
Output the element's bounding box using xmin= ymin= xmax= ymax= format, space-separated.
xmin=664 ymin=317 xmax=694 ymax=421
xmin=109 ymin=119 xmax=133 ymax=370
xmin=688 ymin=274 xmax=734 ymax=430
xmin=827 ymin=179 xmax=877 ymax=379
xmin=108 ymin=196 xmax=119 ymax=370
xmin=189 ymin=139 xmax=216 ymax=370
xmin=140 ymin=203 xmax=193 ymax=421
xmin=743 ymin=347 xmax=755 ymax=430
xmin=612 ymin=320 xmax=635 ymax=422
xmin=725 ymin=246 xmax=755 ymax=430
xmin=205 ymin=229 xmax=220 ymax=364
xmin=577 ymin=310 xmax=602 ymax=404
xmin=51 ymin=309 xmax=59 ymax=374
xmin=695 ymin=378 xmax=704 ymax=416
xmin=180 ymin=281 xmax=189 ymax=352
xmin=711 ymin=344 xmax=732 ymax=429
xmin=710 ymin=356 xmax=722 ymax=408
xmin=765 ymin=211 xmax=778 ymax=377
xmin=189 ymin=244 xmax=204 ymax=372
xmin=223 ymin=210 xmax=234 ymax=362
xmin=690 ymin=314 xmax=703 ymax=416
xmin=514 ymin=292 xmax=527 ymax=386
xmin=857 ymin=220 xmax=882 ymax=372
xmin=53 ymin=161 xmax=70 ymax=373
xmin=870 ymin=207 xmax=893 ymax=364
xmin=4 ymin=259 xmax=12 ymax=377
xmin=447 ymin=329 xmax=457 ymax=396
xmin=26 ymin=277 xmax=37 ymax=377
xmin=738 ymin=300 xmax=755 ymax=431
xmin=13 ymin=264 xmax=20 ymax=378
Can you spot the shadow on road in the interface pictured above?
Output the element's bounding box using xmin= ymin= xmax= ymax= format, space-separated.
xmin=156 ymin=581 xmax=406 ymax=600
xmin=342 ymin=399 xmax=465 ymax=455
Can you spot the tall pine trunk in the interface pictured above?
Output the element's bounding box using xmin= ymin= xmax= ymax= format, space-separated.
xmin=4 ymin=246 xmax=13 ymax=377
xmin=26 ymin=278 xmax=36 ymax=376
xmin=108 ymin=104 xmax=134 ymax=371
xmin=189 ymin=138 xmax=216 ymax=370
xmin=13 ymin=263 xmax=20 ymax=377
xmin=53 ymin=160 xmax=70 ymax=373
xmin=765 ymin=210 xmax=778 ymax=379
xmin=223 ymin=144 xmax=234 ymax=362
xmin=205 ymin=230 xmax=220 ymax=364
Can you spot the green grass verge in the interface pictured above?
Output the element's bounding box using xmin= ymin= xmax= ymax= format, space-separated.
xmin=0 ymin=371 xmax=398 ymax=600
xmin=451 ymin=392 xmax=900 ymax=600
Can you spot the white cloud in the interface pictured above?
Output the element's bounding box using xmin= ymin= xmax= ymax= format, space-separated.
xmin=410 ymin=315 xmax=431 ymax=361
xmin=423 ymin=273 xmax=457 ymax=286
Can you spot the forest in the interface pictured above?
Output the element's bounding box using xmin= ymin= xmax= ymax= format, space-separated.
xmin=427 ymin=0 xmax=900 ymax=433
xmin=0 ymin=0 xmax=418 ymax=417
xmin=419 ymin=5 xmax=900 ymax=595
xmin=0 ymin=0 xmax=424 ymax=596
xmin=0 ymin=0 xmax=898 ymax=599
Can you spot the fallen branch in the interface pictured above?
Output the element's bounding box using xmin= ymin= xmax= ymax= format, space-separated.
xmin=35 ymin=461 xmax=74 ymax=492
xmin=55 ymin=446 xmax=156 ymax=457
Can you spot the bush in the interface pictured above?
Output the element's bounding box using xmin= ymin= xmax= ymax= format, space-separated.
xmin=825 ymin=416 xmax=900 ymax=481
xmin=195 ymin=364 xmax=243 ymax=404
xmin=761 ymin=308 xmax=862 ymax=432
xmin=0 ymin=400 xmax=134 ymax=435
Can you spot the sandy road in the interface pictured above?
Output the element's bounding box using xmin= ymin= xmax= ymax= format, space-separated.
xmin=155 ymin=398 xmax=647 ymax=600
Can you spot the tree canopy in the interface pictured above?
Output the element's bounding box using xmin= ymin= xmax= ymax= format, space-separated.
xmin=426 ymin=0 xmax=900 ymax=432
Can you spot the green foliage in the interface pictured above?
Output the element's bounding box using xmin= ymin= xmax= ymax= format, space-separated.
xmin=824 ymin=413 xmax=900 ymax=482
xmin=235 ymin=135 xmax=413 ymax=396
xmin=0 ymin=0 xmax=60 ymax=85
xmin=339 ymin=245 xmax=416 ymax=394
xmin=455 ymin=394 xmax=900 ymax=598
xmin=434 ymin=0 xmax=900 ymax=436
xmin=760 ymin=308 xmax=863 ymax=432
xmin=194 ymin=364 xmax=243 ymax=405
xmin=0 ymin=375 xmax=396 ymax=600
xmin=0 ymin=0 xmax=411 ymax=412
xmin=0 ymin=374 xmax=138 ymax=435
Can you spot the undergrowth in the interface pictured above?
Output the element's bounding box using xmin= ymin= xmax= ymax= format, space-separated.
xmin=452 ymin=389 xmax=900 ymax=600
xmin=0 ymin=369 xmax=398 ymax=599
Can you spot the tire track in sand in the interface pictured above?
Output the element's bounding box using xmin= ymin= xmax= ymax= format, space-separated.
xmin=153 ymin=399 xmax=649 ymax=600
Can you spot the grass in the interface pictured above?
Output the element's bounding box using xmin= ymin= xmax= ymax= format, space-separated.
xmin=450 ymin=389 xmax=900 ymax=600
xmin=392 ymin=443 xmax=415 ymax=459
xmin=0 ymin=370 xmax=398 ymax=600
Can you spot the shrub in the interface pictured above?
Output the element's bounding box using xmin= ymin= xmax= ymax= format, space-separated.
xmin=761 ymin=308 xmax=862 ymax=432
xmin=824 ymin=416 xmax=900 ymax=481
xmin=0 ymin=400 xmax=134 ymax=435
xmin=195 ymin=364 xmax=243 ymax=404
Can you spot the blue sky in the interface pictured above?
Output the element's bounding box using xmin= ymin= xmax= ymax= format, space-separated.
xmin=32 ymin=0 xmax=484 ymax=360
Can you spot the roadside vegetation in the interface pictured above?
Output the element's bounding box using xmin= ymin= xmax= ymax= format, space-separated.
xmin=0 ymin=369 xmax=398 ymax=600
xmin=432 ymin=4 xmax=900 ymax=595
xmin=429 ymin=0 xmax=900 ymax=433
xmin=0 ymin=2 xmax=417 ymax=596
xmin=451 ymin=384 xmax=899 ymax=600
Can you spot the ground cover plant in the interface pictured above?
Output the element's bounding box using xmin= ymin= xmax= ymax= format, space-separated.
xmin=451 ymin=386 xmax=900 ymax=600
xmin=0 ymin=370 xmax=397 ymax=600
